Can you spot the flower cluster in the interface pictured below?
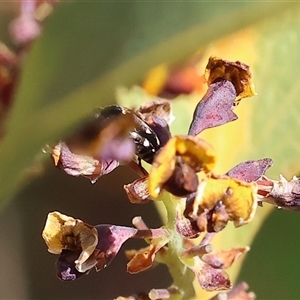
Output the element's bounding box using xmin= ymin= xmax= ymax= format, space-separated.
xmin=42 ymin=57 xmax=300 ymax=299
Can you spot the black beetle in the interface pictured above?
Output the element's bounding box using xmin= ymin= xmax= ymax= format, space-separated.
xmin=96 ymin=105 xmax=162 ymax=164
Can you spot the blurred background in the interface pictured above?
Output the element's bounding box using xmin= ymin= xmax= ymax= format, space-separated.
xmin=1 ymin=2 xmax=300 ymax=299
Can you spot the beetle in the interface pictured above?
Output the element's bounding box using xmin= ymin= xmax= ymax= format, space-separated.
xmin=96 ymin=105 xmax=162 ymax=164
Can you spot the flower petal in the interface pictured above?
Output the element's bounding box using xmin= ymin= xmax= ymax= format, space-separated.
xmin=148 ymin=136 xmax=216 ymax=198
xmin=56 ymin=249 xmax=89 ymax=281
xmin=210 ymin=282 xmax=256 ymax=300
xmin=124 ymin=176 xmax=151 ymax=204
xmin=191 ymin=176 xmax=257 ymax=227
xmin=94 ymin=225 xmax=138 ymax=271
xmin=205 ymin=56 xmax=256 ymax=101
xmin=174 ymin=136 xmax=216 ymax=173
xmin=136 ymin=99 xmax=175 ymax=126
xmin=188 ymin=80 xmax=237 ymax=135
xmin=258 ymin=175 xmax=300 ymax=211
xmin=126 ymin=244 xmax=163 ymax=274
xmin=175 ymin=210 xmax=199 ymax=239
xmin=201 ymin=247 xmax=250 ymax=269
xmin=42 ymin=212 xmax=99 ymax=278
xmin=51 ymin=141 xmax=119 ymax=183
xmin=226 ymin=158 xmax=273 ymax=182
xmin=189 ymin=258 xmax=231 ymax=291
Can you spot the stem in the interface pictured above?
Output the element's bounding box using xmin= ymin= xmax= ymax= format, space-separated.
xmin=157 ymin=194 xmax=196 ymax=299
xmin=183 ymin=244 xmax=213 ymax=258
xmin=132 ymin=228 xmax=169 ymax=239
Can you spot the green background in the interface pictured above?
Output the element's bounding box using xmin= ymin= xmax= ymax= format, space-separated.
xmin=1 ymin=2 xmax=300 ymax=299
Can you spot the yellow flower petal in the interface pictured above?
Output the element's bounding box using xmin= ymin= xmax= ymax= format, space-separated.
xmin=194 ymin=176 xmax=257 ymax=227
xmin=175 ymin=136 xmax=216 ymax=173
xmin=148 ymin=136 xmax=216 ymax=198
xmin=148 ymin=137 xmax=177 ymax=198
xmin=42 ymin=211 xmax=76 ymax=254
xmin=42 ymin=211 xmax=98 ymax=272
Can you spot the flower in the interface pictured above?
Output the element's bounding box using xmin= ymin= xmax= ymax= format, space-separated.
xmin=51 ymin=141 xmax=119 ymax=183
xmin=42 ymin=211 xmax=137 ymax=280
xmin=148 ymin=135 xmax=216 ymax=198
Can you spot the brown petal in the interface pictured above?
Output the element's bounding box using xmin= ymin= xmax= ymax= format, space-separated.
xmin=126 ymin=244 xmax=163 ymax=274
xmin=136 ymin=99 xmax=174 ymax=126
xmin=175 ymin=210 xmax=199 ymax=239
xmin=205 ymin=56 xmax=256 ymax=102
xmin=226 ymin=158 xmax=273 ymax=182
xmin=51 ymin=141 xmax=119 ymax=182
xmin=94 ymin=225 xmax=138 ymax=271
xmin=162 ymin=163 xmax=199 ymax=197
xmin=188 ymin=80 xmax=237 ymax=135
xmin=210 ymin=282 xmax=256 ymax=300
xmin=124 ymin=176 xmax=151 ymax=203
xmin=202 ymin=247 xmax=250 ymax=269
xmin=258 ymin=175 xmax=300 ymax=211
xmin=190 ymin=259 xmax=231 ymax=291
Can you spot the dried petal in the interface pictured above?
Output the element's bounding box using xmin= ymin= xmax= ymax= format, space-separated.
xmin=42 ymin=212 xmax=138 ymax=280
xmin=258 ymin=175 xmax=300 ymax=210
xmin=56 ymin=249 xmax=88 ymax=281
xmin=201 ymin=247 xmax=249 ymax=269
xmin=190 ymin=259 xmax=231 ymax=291
xmin=175 ymin=211 xmax=199 ymax=239
xmin=51 ymin=141 xmax=119 ymax=182
xmin=191 ymin=176 xmax=257 ymax=228
xmin=124 ymin=176 xmax=151 ymax=203
xmin=94 ymin=225 xmax=138 ymax=271
xmin=42 ymin=211 xmax=77 ymax=254
xmin=136 ymin=99 xmax=175 ymax=126
xmin=126 ymin=244 xmax=164 ymax=274
xmin=149 ymin=136 xmax=216 ymax=198
xmin=227 ymin=158 xmax=273 ymax=182
xmin=210 ymin=282 xmax=256 ymax=300
xmin=42 ymin=211 xmax=98 ymax=273
xmin=205 ymin=57 xmax=256 ymax=101
xmin=162 ymin=163 xmax=199 ymax=197
xmin=188 ymin=80 xmax=237 ymax=136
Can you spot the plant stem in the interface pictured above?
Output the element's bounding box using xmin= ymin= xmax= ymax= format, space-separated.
xmin=158 ymin=194 xmax=196 ymax=300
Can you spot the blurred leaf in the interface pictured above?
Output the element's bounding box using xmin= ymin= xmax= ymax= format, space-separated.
xmin=0 ymin=1 xmax=299 ymax=299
